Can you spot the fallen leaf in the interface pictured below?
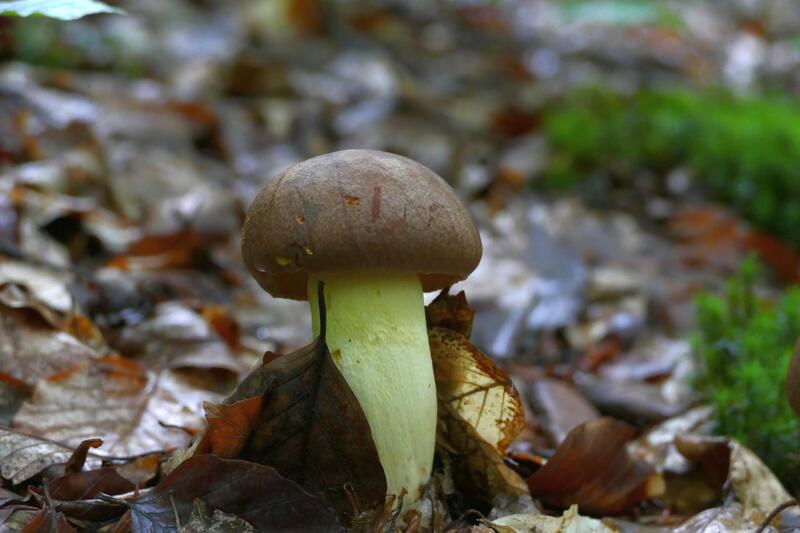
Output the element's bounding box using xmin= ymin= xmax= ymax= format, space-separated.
xmin=180 ymin=499 xmax=256 ymax=533
xmin=49 ymin=468 xmax=135 ymax=501
xmin=429 ymin=326 xmax=527 ymax=502
xmin=112 ymin=302 xmax=245 ymax=374
xmin=63 ymin=438 xmax=103 ymax=474
xmin=574 ymin=371 xmax=686 ymax=423
xmin=22 ymin=507 xmax=76 ymax=533
xmin=673 ymin=504 xmax=772 ymax=533
xmin=489 ymin=504 xmax=616 ymax=533
xmin=128 ymin=455 xmax=342 ymax=532
xmin=526 ymin=418 xmax=662 ymax=515
xmin=528 ymin=378 xmax=600 ymax=447
xmin=426 ymin=290 xmax=475 ymax=338
xmin=0 ymin=307 xmax=99 ymax=386
xmin=113 ymin=453 xmax=161 ymax=487
xmin=198 ymin=330 xmax=386 ymax=524
xmin=107 ymin=231 xmax=207 ymax=271
xmin=195 ymin=396 xmax=263 ymax=459
xmin=0 ymin=260 xmax=73 ymax=317
xmin=720 ymin=440 xmax=790 ymax=514
xmin=0 ymin=429 xmax=100 ymax=485
xmin=13 ymin=357 xmax=205 ymax=457
xmin=430 ymin=327 xmax=524 ymax=454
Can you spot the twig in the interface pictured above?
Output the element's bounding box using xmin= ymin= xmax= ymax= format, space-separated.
xmin=756 ymin=499 xmax=799 ymax=533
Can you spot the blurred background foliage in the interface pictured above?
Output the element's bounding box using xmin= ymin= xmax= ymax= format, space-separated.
xmin=694 ymin=258 xmax=800 ymax=489
xmin=543 ymin=88 xmax=800 ymax=246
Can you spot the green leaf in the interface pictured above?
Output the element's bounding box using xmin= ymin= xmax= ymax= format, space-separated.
xmin=0 ymin=0 xmax=123 ymax=19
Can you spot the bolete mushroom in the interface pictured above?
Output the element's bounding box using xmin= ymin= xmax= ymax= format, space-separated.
xmin=241 ymin=149 xmax=481 ymax=505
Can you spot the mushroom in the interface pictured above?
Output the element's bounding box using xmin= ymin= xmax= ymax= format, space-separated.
xmin=241 ymin=149 xmax=482 ymax=505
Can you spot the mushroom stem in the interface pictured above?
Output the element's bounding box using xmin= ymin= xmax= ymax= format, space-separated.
xmin=308 ymin=272 xmax=437 ymax=506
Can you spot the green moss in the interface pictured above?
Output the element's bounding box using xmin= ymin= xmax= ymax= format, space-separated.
xmin=542 ymin=87 xmax=800 ymax=246
xmin=693 ymin=257 xmax=800 ymax=487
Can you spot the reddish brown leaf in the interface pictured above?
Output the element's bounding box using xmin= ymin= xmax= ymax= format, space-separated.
xmin=674 ymin=435 xmax=731 ymax=493
xmin=49 ymin=468 xmax=135 ymax=501
xmin=195 ymin=395 xmax=264 ymax=458
xmin=129 ymin=455 xmax=342 ymax=532
xmin=200 ymin=305 xmax=241 ymax=348
xmin=107 ymin=231 xmax=205 ymax=271
xmin=425 ymin=290 xmax=475 ymax=338
xmin=526 ymin=418 xmax=662 ymax=515
xmin=429 ymin=326 xmax=527 ymax=502
xmin=64 ymin=439 xmax=102 ymax=474
xmin=200 ymin=332 xmax=386 ymax=524
xmin=22 ymin=508 xmax=76 ymax=533
xmin=113 ymin=453 xmax=161 ymax=486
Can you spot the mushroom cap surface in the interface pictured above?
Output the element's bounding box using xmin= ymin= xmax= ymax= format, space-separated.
xmin=242 ymin=149 xmax=482 ymax=300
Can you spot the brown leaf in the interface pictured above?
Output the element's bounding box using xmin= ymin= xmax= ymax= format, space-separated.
xmin=0 ymin=429 xmax=100 ymax=485
xmin=426 ymin=290 xmax=475 ymax=338
xmin=22 ymin=508 xmax=76 ymax=533
xmin=114 ymin=453 xmax=161 ymax=486
xmin=528 ymin=379 xmax=600 ymax=447
xmin=129 ymin=455 xmax=342 ymax=532
xmin=430 ymin=326 xmax=527 ymax=502
xmin=13 ymin=357 xmax=205 ymax=457
xmin=0 ymin=307 xmax=99 ymax=386
xmin=195 ymin=396 xmax=263 ymax=458
xmin=49 ymin=468 xmax=135 ymax=501
xmin=526 ymin=418 xmax=661 ymax=515
xmin=431 ymin=327 xmax=524 ymax=455
xmin=64 ymin=439 xmax=103 ymax=474
xmin=199 ymin=332 xmax=386 ymax=524
xmin=107 ymin=231 xmax=207 ymax=271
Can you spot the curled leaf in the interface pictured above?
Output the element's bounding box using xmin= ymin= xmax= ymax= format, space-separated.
xmin=430 ymin=326 xmax=527 ymax=501
xmin=526 ymin=418 xmax=662 ymax=515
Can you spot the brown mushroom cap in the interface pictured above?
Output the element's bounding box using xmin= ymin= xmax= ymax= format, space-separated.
xmin=242 ymin=149 xmax=482 ymax=300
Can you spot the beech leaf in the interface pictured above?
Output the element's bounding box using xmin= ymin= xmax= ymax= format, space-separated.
xmin=128 ymin=455 xmax=342 ymax=532
xmin=429 ymin=325 xmax=527 ymax=501
xmin=0 ymin=429 xmax=100 ymax=485
xmin=13 ymin=357 xmax=205 ymax=456
xmin=198 ymin=310 xmax=386 ymax=523
xmin=0 ymin=307 xmax=99 ymax=387
xmin=526 ymin=417 xmax=662 ymax=515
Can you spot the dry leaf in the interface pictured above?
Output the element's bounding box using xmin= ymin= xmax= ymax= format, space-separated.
xmin=22 ymin=507 xmax=76 ymax=533
xmin=0 ymin=260 xmax=72 ymax=317
xmin=673 ymin=504 xmax=774 ymax=533
xmin=430 ymin=326 xmax=527 ymax=501
xmin=526 ymin=418 xmax=661 ymax=515
xmin=129 ymin=455 xmax=342 ymax=532
xmin=0 ymin=307 xmax=99 ymax=386
xmin=426 ymin=290 xmax=475 ymax=338
xmin=528 ymin=378 xmax=600 ymax=447
xmin=198 ymin=330 xmax=386 ymax=524
xmin=675 ymin=435 xmax=793 ymax=515
xmin=180 ymin=499 xmax=256 ymax=533
xmin=0 ymin=429 xmax=100 ymax=485
xmin=13 ymin=357 xmax=205 ymax=457
xmin=489 ymin=504 xmax=616 ymax=533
